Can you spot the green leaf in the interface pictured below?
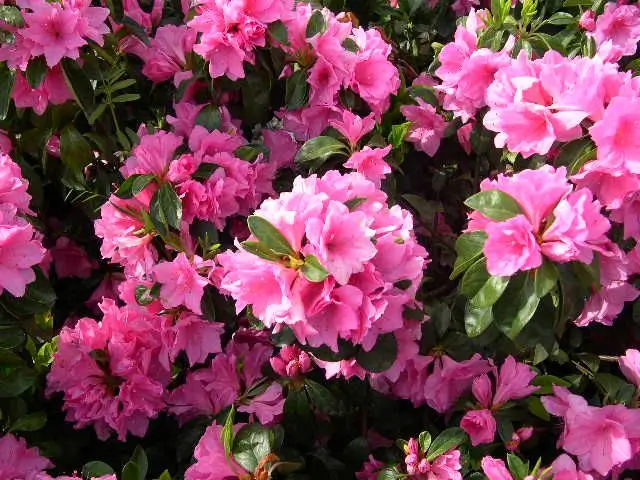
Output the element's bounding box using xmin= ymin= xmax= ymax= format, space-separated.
xmin=195 ymin=104 xmax=222 ymax=132
xmin=497 ymin=417 xmax=514 ymax=444
xmin=562 ymin=0 xmax=590 ymax=5
xmin=426 ymin=428 xmax=467 ymax=462
xmin=533 ymin=260 xmax=558 ymax=298
xmin=450 ymin=231 xmax=487 ymax=279
xmin=247 ymin=216 xmax=296 ymax=257
xmin=301 ymin=254 xmax=329 ymax=282
xmin=305 ymin=10 xmax=326 ymax=38
xmin=115 ymin=174 xmax=155 ymax=199
xmin=26 ymin=57 xmax=47 ymax=89
xmin=305 ymin=379 xmax=340 ymax=415
xmin=507 ymin=454 xmax=529 ymax=480
xmin=527 ymin=396 xmax=550 ymax=421
xmin=464 ymin=190 xmax=523 ymax=221
xmin=191 ymin=163 xmax=219 ymax=181
xmin=112 ymin=93 xmax=141 ymax=103
xmin=268 ymin=20 xmax=289 ymax=44
xmin=0 ymin=269 xmax=56 ymax=316
xmin=61 ymin=58 xmax=96 ymax=121
xmin=0 ymin=65 xmax=15 ymax=121
xmin=377 ymin=467 xmax=401 ymax=480
xmin=156 ymin=470 xmax=172 ymax=480
xmin=470 ymin=273 xmax=510 ymax=308
xmin=356 ymin=333 xmax=397 ymax=373
xmin=221 ymin=405 xmax=236 ymax=459
xmin=82 ymin=461 xmax=116 ymax=478
xmin=121 ymin=462 xmax=140 ymax=480
xmin=464 ymin=304 xmax=494 ymax=338
xmin=150 ymin=183 xmax=182 ymax=231
xmin=418 ymin=431 xmax=432 ymax=453
xmin=341 ymin=37 xmax=359 ymax=52
xmin=0 ymin=6 xmax=24 ymax=26
xmin=388 ymin=122 xmax=411 ymax=149
xmin=285 ymin=69 xmax=309 ymax=110
xmin=408 ymin=86 xmax=438 ymax=106
xmin=105 ymin=0 xmax=124 ymax=20
xmin=128 ymin=446 xmax=148 ymax=480
xmin=493 ymin=273 xmax=541 ymax=339
xmin=134 ymin=284 xmax=160 ymax=306
xmin=0 ymin=367 xmax=36 ymax=398
xmin=545 ymin=11 xmax=575 ymax=25
xmin=0 ymin=326 xmax=25 ymax=349
xmin=232 ymin=423 xmax=277 ymax=472
xmin=9 ymin=411 xmax=46 ymax=432
xmin=344 ymin=197 xmax=367 ymax=211
xmin=461 ymin=258 xmax=491 ymax=299
xmin=296 ymin=135 xmax=348 ymax=170
xmin=241 ymin=241 xmax=283 ymax=262
xmin=60 ymin=126 xmax=93 ymax=182
xmin=87 ymin=103 xmax=108 ymax=124
xmin=122 ymin=16 xmax=150 ymax=45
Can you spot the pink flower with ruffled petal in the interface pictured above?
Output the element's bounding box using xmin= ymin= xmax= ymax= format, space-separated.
xmin=461 ymin=409 xmax=496 ymax=446
xmin=0 ymin=153 xmax=31 ymax=213
xmin=0 ymin=433 xmax=53 ymax=480
xmin=153 ymin=253 xmax=212 ymax=314
xmin=481 ymin=457 xmax=513 ymax=480
xmin=330 ymin=110 xmax=376 ymax=147
xmin=344 ymin=146 xmax=392 ymax=185
xmin=619 ymin=349 xmax=640 ymax=388
xmin=185 ymin=423 xmax=248 ymax=480
xmin=484 ymin=215 xmax=542 ymax=277
xmin=400 ymin=98 xmax=448 ymax=156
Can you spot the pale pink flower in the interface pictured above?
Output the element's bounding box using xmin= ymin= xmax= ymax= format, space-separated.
xmin=551 ymin=454 xmax=594 ymax=480
xmin=329 ymin=110 xmax=376 ymax=147
xmin=237 ymin=382 xmax=285 ymax=424
xmin=400 ymin=98 xmax=448 ymax=156
xmin=593 ymin=2 xmax=640 ymax=62
xmin=579 ymin=10 xmax=596 ymax=32
xmin=51 ymin=236 xmax=97 ymax=279
xmin=0 ymin=153 xmax=31 ymax=213
xmin=0 ymin=433 xmax=52 ymax=480
xmin=461 ymin=409 xmax=496 ymax=446
xmin=344 ymin=145 xmax=392 ymax=185
xmin=575 ymin=280 xmax=639 ymax=327
xmin=484 ymin=215 xmax=542 ymax=277
xmin=153 ymin=253 xmax=212 ymax=314
xmin=619 ymin=349 xmax=640 ymax=388
xmin=457 ymin=122 xmax=474 ymax=155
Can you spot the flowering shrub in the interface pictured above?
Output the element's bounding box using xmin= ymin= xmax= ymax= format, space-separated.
xmin=1 ymin=0 xmax=640 ymax=479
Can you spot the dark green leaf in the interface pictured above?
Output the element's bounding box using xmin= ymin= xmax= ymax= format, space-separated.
xmin=0 ymin=6 xmax=24 ymax=26
xmin=527 ymin=396 xmax=550 ymax=421
xmin=302 ymin=254 xmax=329 ymax=282
xmin=0 ymin=269 xmax=55 ymax=317
xmin=344 ymin=197 xmax=367 ymax=211
xmin=128 ymin=446 xmax=148 ymax=480
xmin=545 ymin=11 xmax=575 ymax=25
xmin=356 ymin=333 xmax=397 ymax=373
xmin=26 ymin=57 xmax=47 ymax=89
xmin=464 ymin=190 xmax=523 ymax=221
xmin=60 ymin=126 xmax=93 ymax=182
xmin=83 ymin=461 xmax=116 ymax=478
xmin=247 ymin=215 xmax=296 ymax=257
xmin=122 ymin=16 xmax=150 ymax=45
xmin=115 ymin=174 xmax=155 ymax=199
xmin=408 ymin=86 xmax=438 ymax=106
xmin=150 ymin=183 xmax=182 ymax=231
xmin=450 ymin=231 xmax=487 ymax=279
xmin=377 ymin=467 xmax=401 ymax=480
xmin=0 ymin=65 xmax=15 ymax=121
xmin=112 ymin=93 xmax=141 ymax=103
xmin=507 ymin=454 xmax=529 ymax=480
xmin=200 ymin=285 xmax=217 ymax=322
xmin=61 ymin=58 xmax=96 ymax=120
xmin=305 ymin=379 xmax=340 ymax=415
xmin=426 ymin=428 xmax=466 ymax=462
xmin=195 ymin=105 xmax=222 ymax=132
xmin=533 ymin=260 xmax=558 ymax=298
xmin=268 ymin=20 xmax=289 ymax=44
xmin=157 ymin=470 xmax=172 ymax=480
xmin=461 ymin=259 xmax=491 ymax=299
xmin=305 ymin=10 xmax=326 ymax=38
xmin=105 ymin=0 xmax=124 ymax=21
xmin=341 ymin=38 xmax=359 ymax=52
xmin=191 ymin=163 xmax=219 ymax=180
xmin=0 ymin=367 xmax=36 ymax=398
xmin=471 ymin=273 xmax=510 ymax=308
xmin=9 ymin=411 xmax=46 ymax=432
xmin=232 ymin=423 xmax=277 ymax=472
xmin=464 ymin=304 xmax=494 ymax=338
xmin=121 ymin=462 xmax=140 ymax=480
xmin=285 ymin=69 xmax=309 ymax=110
xmin=134 ymin=284 xmax=159 ymax=306
xmin=296 ymin=136 xmax=349 ymax=170
xmin=493 ymin=273 xmax=541 ymax=339
xmin=241 ymin=241 xmax=283 ymax=262
xmin=497 ymin=417 xmax=514 ymax=444
xmin=0 ymin=326 xmax=25 ymax=349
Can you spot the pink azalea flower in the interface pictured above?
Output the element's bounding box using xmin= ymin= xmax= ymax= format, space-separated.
xmin=270 ymin=345 xmax=313 ymax=377
xmin=185 ymin=422 xmax=248 ymax=480
xmin=153 ymin=253 xmax=212 ymax=314
xmin=400 ymin=98 xmax=448 ymax=156
xmin=461 ymin=409 xmax=496 ymax=446
xmin=0 ymin=130 xmax=12 ymax=154
xmin=481 ymin=457 xmax=513 ymax=480
xmin=329 ymin=110 xmax=376 ymax=147
xmin=551 ymin=454 xmax=595 ymax=480
xmin=0 ymin=153 xmax=32 ymax=213
xmin=619 ymin=349 xmax=640 ymax=388
xmin=138 ymin=25 xmax=196 ymax=84
xmin=262 ymin=129 xmax=298 ymax=169
xmin=0 ymin=204 xmax=46 ymax=297
xmin=12 ymin=67 xmax=73 ymax=115
xmin=457 ymin=121 xmax=474 ymax=155
xmin=484 ymin=215 xmax=542 ymax=277
xmin=344 ymin=145 xmax=392 ymax=185
xmin=593 ymin=2 xmax=640 ymax=62
xmin=168 ymin=312 xmax=224 ymax=366
xmin=574 ymin=280 xmax=639 ymax=327
xmin=579 ymin=10 xmax=596 ymax=32
xmin=0 ymin=433 xmax=53 ymax=480
xmin=356 ymin=455 xmax=385 ymax=480
xmin=492 ymin=355 xmax=538 ymax=406
xmin=121 ymin=130 xmax=183 ymax=178
xmin=237 ymin=382 xmax=285 ymax=424
xmin=51 ymin=236 xmax=97 ymax=279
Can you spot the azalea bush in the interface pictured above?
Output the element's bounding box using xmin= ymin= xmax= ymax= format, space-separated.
xmin=1 ymin=0 xmax=640 ymax=478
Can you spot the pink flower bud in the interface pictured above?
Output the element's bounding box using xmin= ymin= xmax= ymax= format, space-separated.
xmin=579 ymin=10 xmax=596 ymax=32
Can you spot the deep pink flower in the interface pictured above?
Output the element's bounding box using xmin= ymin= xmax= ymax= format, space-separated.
xmin=484 ymin=215 xmax=542 ymax=277
xmin=51 ymin=236 xmax=97 ymax=279
xmin=0 ymin=433 xmax=52 ymax=480
xmin=0 ymin=153 xmax=31 ymax=213
xmin=237 ymin=382 xmax=285 ymax=424
xmin=400 ymin=99 xmax=448 ymax=156
xmin=330 ymin=110 xmax=376 ymax=147
xmin=481 ymin=457 xmax=513 ymax=480
xmin=579 ymin=10 xmax=596 ymax=32
xmin=138 ymin=25 xmax=196 ymax=84
xmin=461 ymin=409 xmax=496 ymax=446
xmin=344 ymin=146 xmax=392 ymax=185
xmin=492 ymin=356 xmax=538 ymax=406
xmin=270 ymin=345 xmax=313 ymax=377
xmin=121 ymin=130 xmax=183 ymax=178
xmin=12 ymin=67 xmax=73 ymax=115
xmin=185 ymin=423 xmax=248 ymax=480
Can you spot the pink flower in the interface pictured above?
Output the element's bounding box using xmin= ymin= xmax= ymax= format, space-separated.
xmin=308 ymin=56 xmax=342 ymax=105
xmin=0 ymin=433 xmax=52 ymax=480
xmin=400 ymin=98 xmax=448 ymax=156
xmin=457 ymin=122 xmax=474 ymax=155
xmin=589 ymin=95 xmax=640 ymax=174
xmin=51 ymin=236 xmax=97 ymax=279
xmin=619 ymin=349 xmax=640 ymax=388
xmin=484 ymin=215 xmax=542 ymax=277
xmin=492 ymin=355 xmax=538 ymax=406
xmin=330 ymin=110 xmax=376 ymax=147
xmin=593 ymin=2 xmax=640 ymax=62
xmin=0 ymin=205 xmax=46 ymax=297
xmin=356 ymin=455 xmax=385 ymax=480
xmin=0 ymin=153 xmax=32 ymax=213
xmin=452 ymin=0 xmax=480 ymax=16
xmin=237 ymin=382 xmax=285 ymax=424
xmin=461 ymin=409 xmax=496 ymax=446
xmin=121 ymin=130 xmax=183 ymax=178
xmin=12 ymin=67 xmax=73 ymax=115
xmin=153 ymin=253 xmax=212 ymax=314
xmin=575 ymin=280 xmax=639 ymax=327
xmin=551 ymin=454 xmax=595 ymax=480
xmin=168 ymin=312 xmax=224 ymax=366
xmin=344 ymin=146 xmax=392 ymax=185
xmin=0 ymin=130 xmax=12 ymax=154
xmin=185 ymin=422 xmax=248 ymax=480
xmin=270 ymin=345 xmax=313 ymax=377
xmin=262 ymin=129 xmax=298 ymax=169
xmin=139 ymin=25 xmax=196 ymax=84
xmin=579 ymin=10 xmax=596 ymax=32
xmin=481 ymin=457 xmax=513 ymax=480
